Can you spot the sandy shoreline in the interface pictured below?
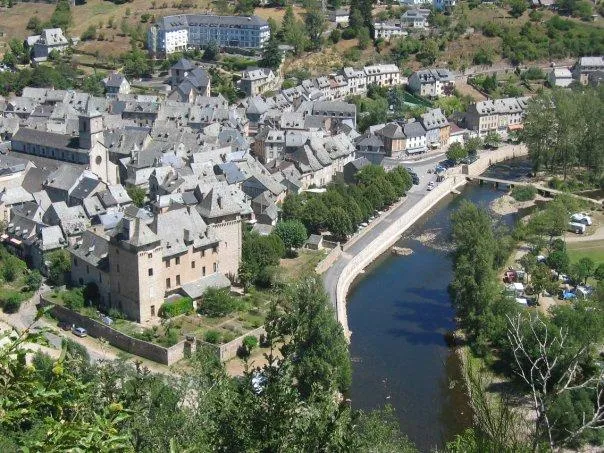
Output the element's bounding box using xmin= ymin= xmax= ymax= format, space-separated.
xmin=489 ymin=193 xmax=545 ymax=216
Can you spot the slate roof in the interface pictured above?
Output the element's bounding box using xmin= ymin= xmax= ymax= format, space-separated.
xmin=12 ymin=128 xmax=83 ymax=152
xmin=69 ymin=231 xmax=109 ymax=269
xmin=181 ymin=273 xmax=231 ymax=299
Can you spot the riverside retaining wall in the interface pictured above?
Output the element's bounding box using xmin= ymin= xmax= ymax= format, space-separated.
xmin=333 ymin=146 xmax=529 ymax=337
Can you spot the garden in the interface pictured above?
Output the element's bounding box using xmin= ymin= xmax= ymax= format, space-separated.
xmin=46 ymin=285 xmax=273 ymax=349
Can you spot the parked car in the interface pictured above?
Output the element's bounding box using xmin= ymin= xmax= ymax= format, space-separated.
xmin=411 ymin=174 xmax=420 ymax=185
xmin=427 ymin=181 xmax=435 ymax=191
xmin=571 ymin=213 xmax=592 ymax=226
xmin=71 ymin=326 xmax=88 ymax=338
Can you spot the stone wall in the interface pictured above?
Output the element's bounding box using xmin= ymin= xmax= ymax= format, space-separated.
xmin=42 ymin=295 xmax=266 ymax=364
xmin=334 ymin=177 xmax=465 ymax=337
xmin=41 ymin=296 xmax=188 ymax=365
xmin=333 ymin=145 xmax=529 ymax=337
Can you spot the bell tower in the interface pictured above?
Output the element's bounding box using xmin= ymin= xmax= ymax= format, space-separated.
xmin=79 ymin=101 xmax=104 ymax=150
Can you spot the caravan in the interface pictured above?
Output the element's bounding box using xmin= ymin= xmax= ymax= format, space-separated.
xmin=568 ymin=222 xmax=586 ymax=234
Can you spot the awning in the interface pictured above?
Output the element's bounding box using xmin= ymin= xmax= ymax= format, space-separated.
xmin=9 ymin=238 xmax=22 ymax=245
xmin=508 ymin=124 xmax=524 ymax=131
xmin=0 ymin=234 xmax=8 ymax=240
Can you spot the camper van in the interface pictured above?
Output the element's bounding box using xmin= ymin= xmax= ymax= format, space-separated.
xmin=568 ymin=222 xmax=586 ymax=234
xmin=570 ymin=213 xmax=592 ymax=226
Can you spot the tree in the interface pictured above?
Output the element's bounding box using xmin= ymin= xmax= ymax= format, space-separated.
xmin=239 ymin=232 xmax=285 ymax=288
xmin=234 ymin=0 xmax=255 ymax=15
xmin=356 ymin=27 xmax=371 ymax=50
xmin=26 ymin=16 xmax=43 ymax=34
xmin=571 ymin=257 xmax=595 ymax=284
xmin=326 ymin=207 xmax=353 ymax=241
xmin=269 ymin=277 xmax=352 ymax=396
xmin=417 ymin=39 xmax=439 ymax=66
xmin=547 ymin=250 xmax=570 ymax=274
xmin=508 ymin=0 xmax=527 ymax=18
xmin=49 ymin=0 xmax=73 ymax=31
xmin=47 ymin=249 xmax=71 ymax=286
xmin=304 ymin=8 xmax=326 ymax=50
xmin=447 ymin=142 xmax=468 ymax=163
xmin=25 ymin=270 xmax=43 ymax=292
xmin=2 ymin=52 xmax=17 ymax=69
xmin=202 ymin=41 xmax=219 ymax=61
xmin=484 ymin=131 xmax=501 ymax=148
xmin=126 ymin=186 xmax=146 ymax=208
xmin=301 ymin=196 xmax=329 ymax=233
xmin=464 ymin=137 xmax=482 ymax=156
xmin=199 ymin=287 xmax=239 ymax=317
xmin=594 ymin=263 xmax=604 ymax=281
xmin=260 ymin=37 xmax=282 ymax=70
xmin=274 ymin=220 xmax=308 ymax=249
xmin=507 ymin=313 xmax=604 ymax=449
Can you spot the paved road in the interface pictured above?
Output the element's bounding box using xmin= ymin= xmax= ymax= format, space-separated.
xmin=322 ymin=155 xmax=445 ymax=311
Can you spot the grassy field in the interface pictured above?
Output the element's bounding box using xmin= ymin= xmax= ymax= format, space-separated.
xmin=567 ymin=240 xmax=604 ymax=264
xmin=254 ymin=6 xmax=305 ymax=24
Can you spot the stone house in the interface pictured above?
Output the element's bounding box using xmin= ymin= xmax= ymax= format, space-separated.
xmin=408 ymin=69 xmax=455 ymax=97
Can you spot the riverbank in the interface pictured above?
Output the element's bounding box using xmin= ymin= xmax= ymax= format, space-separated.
xmin=325 ymin=145 xmax=529 ymax=338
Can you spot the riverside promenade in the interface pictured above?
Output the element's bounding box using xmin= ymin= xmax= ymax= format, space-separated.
xmin=322 ymin=145 xmax=528 ymax=337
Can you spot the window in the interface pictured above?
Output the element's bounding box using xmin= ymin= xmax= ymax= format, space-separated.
xmin=192 ymin=261 xmax=196 ymax=269
xmin=213 ymin=263 xmax=217 ymax=272
xmin=148 ymin=253 xmax=153 ymax=259
xmin=165 ymin=260 xmax=170 ymax=268
xmin=176 ymin=275 xmax=181 ymax=286
xmin=73 ymin=258 xmax=78 ymax=267
xmin=148 ymin=268 xmax=153 ymax=276
xmin=166 ymin=278 xmax=171 ymax=289
xmin=175 ymin=257 xmax=180 ymax=265
xmin=86 ymin=265 xmax=89 ymax=274
xmin=202 ymin=266 xmax=206 ymax=276
xmin=201 ymin=249 xmax=205 ymax=257
xmin=117 ymin=264 xmax=120 ymax=272
xmin=213 ymin=246 xmax=217 ymax=254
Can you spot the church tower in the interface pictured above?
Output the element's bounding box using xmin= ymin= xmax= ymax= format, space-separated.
xmin=79 ymin=101 xmax=104 ymax=150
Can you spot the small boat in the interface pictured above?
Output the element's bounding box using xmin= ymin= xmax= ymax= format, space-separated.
xmin=392 ymin=246 xmax=413 ymax=256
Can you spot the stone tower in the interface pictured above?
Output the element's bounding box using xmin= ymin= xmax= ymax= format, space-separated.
xmin=78 ymin=101 xmax=104 ymax=150
xmin=108 ymin=217 xmax=165 ymax=323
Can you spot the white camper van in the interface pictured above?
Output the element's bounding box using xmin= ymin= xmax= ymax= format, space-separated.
xmin=568 ymin=222 xmax=586 ymax=234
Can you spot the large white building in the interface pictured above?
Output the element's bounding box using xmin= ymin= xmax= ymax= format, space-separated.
xmin=148 ymin=14 xmax=270 ymax=56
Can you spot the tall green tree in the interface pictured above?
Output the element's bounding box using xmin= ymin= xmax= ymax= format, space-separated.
xmin=304 ymin=7 xmax=326 ymax=50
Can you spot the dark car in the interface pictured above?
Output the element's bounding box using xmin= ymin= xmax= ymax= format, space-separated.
xmin=411 ymin=174 xmax=420 ymax=185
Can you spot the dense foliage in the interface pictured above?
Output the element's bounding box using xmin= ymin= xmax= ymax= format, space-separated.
xmin=239 ymin=232 xmax=285 ymax=289
xmin=160 ymin=297 xmax=193 ymax=318
xmin=450 ymin=199 xmax=604 ymax=448
xmin=0 ymin=280 xmax=417 ymax=452
xmin=523 ymin=86 xmax=603 ymax=186
xmin=281 ymin=165 xmax=412 ymax=241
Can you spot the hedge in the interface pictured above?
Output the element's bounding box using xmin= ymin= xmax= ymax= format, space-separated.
xmin=511 ymin=185 xmax=537 ymax=202
xmin=160 ymin=297 xmax=193 ymax=318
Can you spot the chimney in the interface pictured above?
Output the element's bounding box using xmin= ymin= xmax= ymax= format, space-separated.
xmin=217 ymin=196 xmax=222 ymax=209
xmin=184 ymin=228 xmax=191 ymax=243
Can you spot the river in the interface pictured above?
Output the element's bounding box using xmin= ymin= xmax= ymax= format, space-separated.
xmin=347 ymin=158 xmax=530 ymax=452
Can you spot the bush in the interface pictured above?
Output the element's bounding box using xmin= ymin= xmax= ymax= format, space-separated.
xmin=238 ymin=335 xmax=259 ymax=357
xmin=204 ymin=330 xmax=221 ymax=344
xmin=329 ymin=28 xmax=341 ymax=44
xmin=2 ymin=294 xmax=22 ymax=313
xmin=160 ymin=297 xmax=193 ymax=318
xmin=61 ymin=287 xmax=85 ymax=310
xmin=341 ymin=27 xmax=357 ymax=39
xmin=25 ymin=270 xmax=42 ymax=291
xmin=199 ymin=288 xmax=239 ymax=317
xmin=511 ymin=185 xmax=537 ymax=201
xmin=81 ymin=25 xmax=97 ymax=41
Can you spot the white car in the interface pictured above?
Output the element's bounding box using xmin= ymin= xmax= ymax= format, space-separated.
xmin=427 ymin=182 xmax=435 ymax=191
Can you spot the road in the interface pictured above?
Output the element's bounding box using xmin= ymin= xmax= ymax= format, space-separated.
xmin=322 ymin=153 xmax=445 ymax=309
